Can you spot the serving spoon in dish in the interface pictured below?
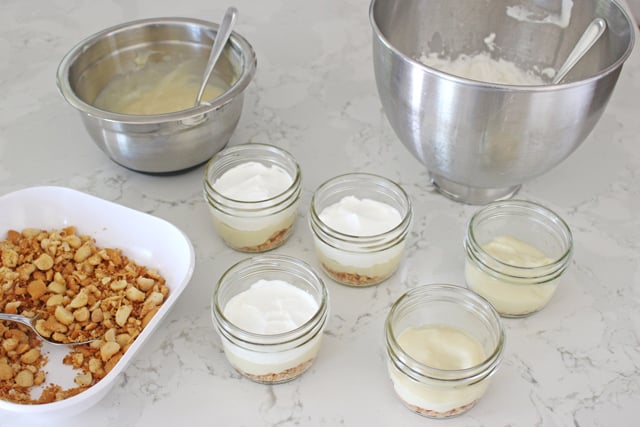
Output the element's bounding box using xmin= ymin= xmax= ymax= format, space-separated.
xmin=0 ymin=312 xmax=96 ymax=346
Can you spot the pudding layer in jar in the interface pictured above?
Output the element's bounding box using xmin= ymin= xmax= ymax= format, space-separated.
xmin=464 ymin=200 xmax=573 ymax=317
xmin=204 ymin=144 xmax=302 ymax=252
xmin=385 ymin=285 xmax=504 ymax=419
xmin=313 ymin=233 xmax=405 ymax=286
xmin=309 ymin=174 xmax=412 ymax=287
xmin=465 ymin=235 xmax=558 ymax=316
xmin=388 ymin=325 xmax=488 ymax=417
xmin=221 ymin=279 xmax=321 ymax=382
xmin=212 ymin=255 xmax=328 ymax=384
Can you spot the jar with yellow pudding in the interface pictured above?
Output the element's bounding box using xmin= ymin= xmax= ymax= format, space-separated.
xmin=464 ymin=200 xmax=573 ymax=317
xmin=203 ymin=143 xmax=301 ymax=252
xmin=308 ymin=173 xmax=412 ymax=287
xmin=385 ymin=284 xmax=504 ymax=418
xmin=212 ymin=255 xmax=329 ymax=384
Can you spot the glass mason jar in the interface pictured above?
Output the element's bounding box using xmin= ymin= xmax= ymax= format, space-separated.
xmin=212 ymin=254 xmax=329 ymax=384
xmin=308 ymin=173 xmax=412 ymax=287
xmin=385 ymin=284 xmax=504 ymax=418
xmin=203 ymin=143 xmax=302 ymax=252
xmin=464 ymin=200 xmax=573 ymax=317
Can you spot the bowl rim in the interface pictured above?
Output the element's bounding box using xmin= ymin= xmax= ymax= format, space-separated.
xmin=368 ymin=0 xmax=636 ymax=91
xmin=55 ymin=16 xmax=257 ymax=124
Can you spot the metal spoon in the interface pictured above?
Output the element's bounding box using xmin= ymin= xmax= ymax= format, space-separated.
xmin=552 ymin=17 xmax=607 ymax=84
xmin=194 ymin=6 xmax=238 ymax=106
xmin=0 ymin=312 xmax=95 ymax=346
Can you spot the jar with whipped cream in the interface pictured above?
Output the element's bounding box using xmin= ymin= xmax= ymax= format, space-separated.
xmin=464 ymin=200 xmax=573 ymax=317
xmin=203 ymin=143 xmax=302 ymax=252
xmin=385 ymin=284 xmax=504 ymax=418
xmin=212 ymin=254 xmax=329 ymax=384
xmin=308 ymin=173 xmax=412 ymax=287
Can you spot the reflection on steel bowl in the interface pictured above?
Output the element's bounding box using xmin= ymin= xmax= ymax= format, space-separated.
xmin=56 ymin=17 xmax=257 ymax=174
xmin=370 ymin=0 xmax=635 ymax=204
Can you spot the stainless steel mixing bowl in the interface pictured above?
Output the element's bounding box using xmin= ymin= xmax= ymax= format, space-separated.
xmin=57 ymin=17 xmax=257 ymax=174
xmin=370 ymin=0 xmax=635 ymax=204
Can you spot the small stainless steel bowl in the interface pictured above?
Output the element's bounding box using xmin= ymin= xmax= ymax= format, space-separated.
xmin=56 ymin=17 xmax=257 ymax=174
xmin=370 ymin=0 xmax=634 ymax=204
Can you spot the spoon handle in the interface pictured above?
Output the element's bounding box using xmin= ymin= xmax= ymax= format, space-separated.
xmin=194 ymin=6 xmax=238 ymax=106
xmin=552 ymin=17 xmax=607 ymax=84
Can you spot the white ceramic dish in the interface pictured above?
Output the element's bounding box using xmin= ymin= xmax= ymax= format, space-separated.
xmin=0 ymin=186 xmax=195 ymax=417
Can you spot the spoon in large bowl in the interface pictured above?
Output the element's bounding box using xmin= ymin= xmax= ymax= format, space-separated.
xmin=194 ymin=6 xmax=239 ymax=106
xmin=0 ymin=312 xmax=96 ymax=346
xmin=552 ymin=17 xmax=607 ymax=84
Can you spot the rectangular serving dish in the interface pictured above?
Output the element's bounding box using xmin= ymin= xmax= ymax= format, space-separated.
xmin=0 ymin=186 xmax=195 ymax=417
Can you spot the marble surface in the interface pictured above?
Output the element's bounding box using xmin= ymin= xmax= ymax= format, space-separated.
xmin=1 ymin=0 xmax=639 ymax=426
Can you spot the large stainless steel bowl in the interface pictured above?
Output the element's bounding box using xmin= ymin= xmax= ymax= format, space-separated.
xmin=57 ymin=17 xmax=257 ymax=174
xmin=370 ymin=0 xmax=635 ymax=204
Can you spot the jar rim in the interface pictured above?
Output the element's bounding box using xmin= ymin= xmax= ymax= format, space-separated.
xmin=309 ymin=172 xmax=412 ymax=243
xmin=465 ymin=199 xmax=573 ymax=278
xmin=385 ymin=284 xmax=505 ymax=383
xmin=212 ymin=254 xmax=329 ymax=346
xmin=203 ymin=143 xmax=302 ymax=206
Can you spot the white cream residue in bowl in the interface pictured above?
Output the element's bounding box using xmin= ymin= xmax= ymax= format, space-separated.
xmin=418 ymin=52 xmax=546 ymax=85
xmin=506 ymin=0 xmax=574 ymax=28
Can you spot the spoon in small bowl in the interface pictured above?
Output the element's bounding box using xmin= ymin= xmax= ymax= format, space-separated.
xmin=0 ymin=312 xmax=96 ymax=346
xmin=552 ymin=17 xmax=607 ymax=84
xmin=194 ymin=6 xmax=238 ymax=106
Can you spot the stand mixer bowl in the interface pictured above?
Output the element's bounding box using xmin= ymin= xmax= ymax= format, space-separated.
xmin=370 ymin=0 xmax=635 ymax=204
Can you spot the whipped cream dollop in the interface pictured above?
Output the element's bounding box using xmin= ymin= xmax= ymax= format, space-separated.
xmin=319 ymin=196 xmax=402 ymax=236
xmin=213 ymin=161 xmax=293 ymax=202
xmin=419 ymin=52 xmax=545 ymax=85
xmin=223 ymin=279 xmax=318 ymax=335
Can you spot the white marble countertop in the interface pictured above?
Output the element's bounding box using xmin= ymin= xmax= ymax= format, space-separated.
xmin=1 ymin=1 xmax=639 ymax=426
